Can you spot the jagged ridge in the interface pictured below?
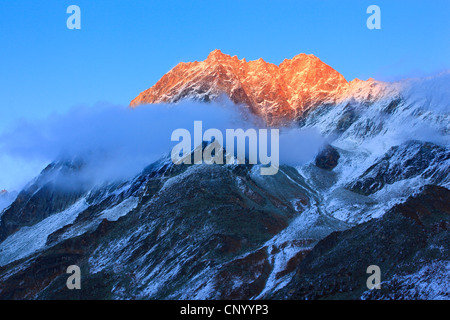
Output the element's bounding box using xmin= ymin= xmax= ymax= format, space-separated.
xmin=130 ymin=50 xmax=387 ymax=125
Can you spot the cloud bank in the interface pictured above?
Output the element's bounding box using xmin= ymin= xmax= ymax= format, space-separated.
xmin=0 ymin=100 xmax=324 ymax=191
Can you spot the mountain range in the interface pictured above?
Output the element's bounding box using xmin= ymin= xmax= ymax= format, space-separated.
xmin=0 ymin=50 xmax=448 ymax=300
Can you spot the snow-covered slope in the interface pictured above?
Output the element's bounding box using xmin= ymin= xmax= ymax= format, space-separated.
xmin=297 ymin=71 xmax=450 ymax=224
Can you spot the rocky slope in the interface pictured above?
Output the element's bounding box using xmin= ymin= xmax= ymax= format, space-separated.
xmin=0 ymin=150 xmax=345 ymax=299
xmin=271 ymin=185 xmax=450 ymax=300
xmin=0 ymin=161 xmax=88 ymax=242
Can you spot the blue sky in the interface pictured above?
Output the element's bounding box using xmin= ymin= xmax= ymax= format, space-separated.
xmin=0 ymin=0 xmax=449 ymax=130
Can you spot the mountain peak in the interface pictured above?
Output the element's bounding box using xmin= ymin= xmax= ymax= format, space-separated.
xmin=291 ymin=52 xmax=314 ymax=60
xmin=130 ymin=51 xmax=372 ymax=125
xmin=206 ymin=49 xmax=227 ymax=60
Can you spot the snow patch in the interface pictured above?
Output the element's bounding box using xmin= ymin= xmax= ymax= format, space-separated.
xmin=0 ymin=198 xmax=88 ymax=266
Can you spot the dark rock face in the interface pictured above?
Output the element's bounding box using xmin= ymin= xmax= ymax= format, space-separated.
xmin=334 ymin=105 xmax=358 ymax=134
xmin=271 ymin=185 xmax=450 ymax=300
xmin=348 ymin=140 xmax=450 ymax=195
xmin=384 ymin=97 xmax=403 ymax=114
xmin=315 ymin=144 xmax=340 ymax=170
xmin=214 ymin=247 xmax=272 ymax=299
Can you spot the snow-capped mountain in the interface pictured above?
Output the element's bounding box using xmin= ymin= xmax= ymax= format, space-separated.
xmin=0 ymin=51 xmax=448 ymax=300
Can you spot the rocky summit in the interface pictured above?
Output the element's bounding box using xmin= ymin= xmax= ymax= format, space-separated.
xmin=130 ymin=50 xmax=390 ymax=125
